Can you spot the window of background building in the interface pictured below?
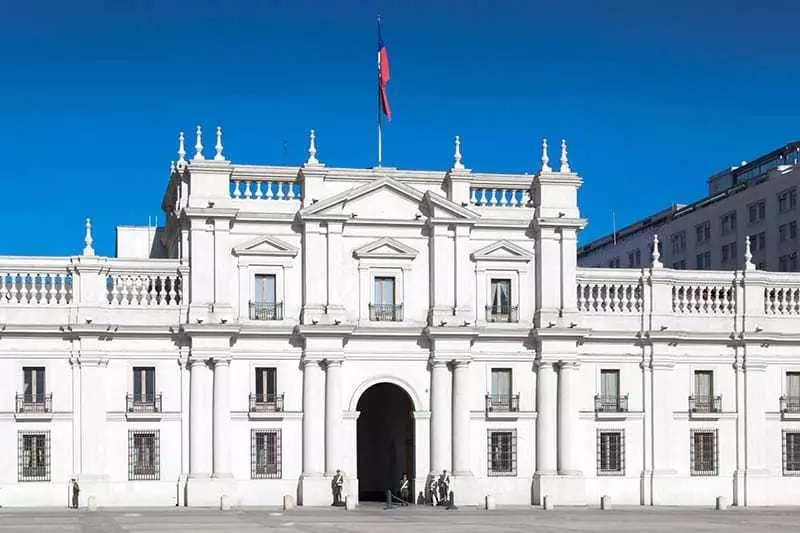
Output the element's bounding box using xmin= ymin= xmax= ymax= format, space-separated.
xmin=672 ymin=260 xmax=686 ymax=269
xmin=627 ymin=249 xmax=641 ymax=268
xmin=487 ymin=430 xmax=516 ymax=476
xmin=608 ymin=257 xmax=620 ymax=268
xmin=749 ymin=232 xmax=766 ymax=252
xmin=597 ymin=430 xmax=624 ymax=476
xmin=780 ymin=252 xmax=799 ymax=272
xmin=748 ymin=200 xmax=766 ymax=224
xmin=721 ymin=241 xmax=738 ymax=263
xmin=779 ymin=222 xmax=797 ymax=242
xmin=696 ymin=221 xmax=711 ymax=244
xmin=778 ymin=187 xmax=798 ymax=213
xmin=690 ymin=429 xmax=718 ymax=476
xmin=670 ymin=231 xmax=687 ymax=254
xmin=696 ymin=251 xmax=711 ymax=269
xmin=721 ymin=211 xmax=737 ymax=236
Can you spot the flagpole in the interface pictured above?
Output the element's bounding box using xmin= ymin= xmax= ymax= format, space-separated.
xmin=377 ymin=15 xmax=383 ymax=168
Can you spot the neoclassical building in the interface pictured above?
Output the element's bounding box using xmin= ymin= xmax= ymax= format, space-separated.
xmin=1 ymin=127 xmax=799 ymax=508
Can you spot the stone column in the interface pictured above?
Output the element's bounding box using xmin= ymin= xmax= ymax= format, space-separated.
xmin=212 ymin=358 xmax=231 ymax=478
xmin=535 ymin=361 xmax=557 ymax=475
xmin=452 ymin=361 xmax=471 ymax=475
xmin=557 ymin=361 xmax=581 ymax=475
xmin=303 ymin=360 xmax=325 ymax=476
xmin=325 ymin=359 xmax=343 ymax=475
xmin=430 ymin=360 xmax=451 ymax=473
xmin=70 ymin=355 xmax=82 ymax=475
xmin=179 ymin=351 xmax=191 ymax=479
xmin=189 ymin=358 xmax=213 ymax=477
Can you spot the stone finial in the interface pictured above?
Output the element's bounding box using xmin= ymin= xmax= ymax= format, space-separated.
xmin=453 ymin=135 xmax=465 ymax=170
xmin=214 ymin=126 xmax=224 ymax=161
xmin=83 ymin=218 xmax=95 ymax=257
xmin=170 ymin=161 xmax=176 ymax=174
xmin=560 ymin=139 xmax=571 ymax=173
xmin=744 ymin=235 xmax=755 ymax=271
xmin=540 ymin=138 xmax=552 ymax=172
xmin=651 ymin=234 xmax=662 ymax=268
xmin=193 ymin=125 xmax=205 ymax=161
xmin=306 ymin=129 xmax=320 ymax=165
xmin=176 ymin=131 xmax=186 ymax=169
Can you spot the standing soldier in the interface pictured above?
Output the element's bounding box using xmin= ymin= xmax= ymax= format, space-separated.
xmin=399 ymin=473 xmax=410 ymax=505
xmin=71 ymin=478 xmax=80 ymax=509
xmin=439 ymin=470 xmax=451 ymax=505
xmin=331 ymin=469 xmax=344 ymax=506
xmin=428 ymin=476 xmax=439 ymax=506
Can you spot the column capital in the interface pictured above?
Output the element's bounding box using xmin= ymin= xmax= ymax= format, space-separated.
xmin=213 ymin=357 xmax=231 ymax=367
xmin=452 ymin=359 xmax=471 ymax=369
xmin=557 ymin=359 xmax=581 ymax=371
xmin=302 ymin=358 xmax=323 ymax=368
xmin=325 ymin=358 xmax=344 ymax=368
xmin=429 ymin=359 xmax=449 ymax=369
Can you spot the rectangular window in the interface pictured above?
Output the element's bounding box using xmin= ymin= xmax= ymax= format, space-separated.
xmin=132 ymin=367 xmax=155 ymax=403
xmin=490 ymin=368 xmax=512 ymax=410
xmin=694 ymin=370 xmax=714 ymax=398
xmin=696 ymin=221 xmax=711 ymax=244
xmin=778 ymin=187 xmax=798 ymax=213
xmin=780 ymin=252 xmax=799 ymax=272
xmin=255 ymin=367 xmax=277 ymax=402
xmin=487 ymin=430 xmax=516 ymax=476
xmin=254 ymin=274 xmax=276 ymax=304
xmin=670 ymin=231 xmax=686 ymax=254
xmin=695 ymin=251 xmax=711 ymax=270
xmin=749 ymin=232 xmax=766 ymax=252
xmin=22 ymin=367 xmax=45 ymax=402
xmin=672 ymin=260 xmax=686 ymax=270
xmin=780 ymin=224 xmax=788 ymax=242
xmin=597 ymin=430 xmax=625 ymax=475
xmin=627 ymin=249 xmax=641 ymax=268
xmin=721 ymin=241 xmax=738 ymax=263
xmin=721 ymin=211 xmax=737 ymax=236
xmin=748 ymin=200 xmax=766 ymax=223
xmin=608 ymin=257 xmax=620 ymax=268
xmin=721 ymin=244 xmax=729 ymax=262
xmin=690 ymin=429 xmax=718 ymax=476
xmin=128 ymin=430 xmax=160 ymax=480
xmin=792 ymin=221 xmax=798 ymax=239
xmin=784 ymin=431 xmax=800 ymax=476
xmin=600 ymin=369 xmax=620 ymax=401
xmin=18 ymin=431 xmax=50 ymax=482
xmin=251 ymin=429 xmax=282 ymax=479
xmin=252 ymin=274 xmax=280 ymax=320
xmin=371 ymin=276 xmax=399 ymax=321
xmin=489 ymin=279 xmax=512 ymax=321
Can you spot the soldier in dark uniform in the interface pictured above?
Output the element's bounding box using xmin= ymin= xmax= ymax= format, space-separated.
xmin=331 ymin=470 xmax=344 ymax=506
xmin=71 ymin=478 xmax=80 ymax=509
xmin=399 ymin=473 xmax=410 ymax=505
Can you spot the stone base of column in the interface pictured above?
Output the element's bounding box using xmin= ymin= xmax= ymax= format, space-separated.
xmin=299 ymin=475 xmax=335 ymax=506
xmin=533 ymin=472 xmax=585 ymax=506
xmin=185 ymin=477 xmax=237 ymax=507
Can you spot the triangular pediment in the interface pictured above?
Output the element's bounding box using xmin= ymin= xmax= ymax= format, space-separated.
xmin=299 ymin=177 xmax=479 ymax=222
xmin=233 ymin=235 xmax=299 ymax=257
xmin=471 ymin=240 xmax=533 ymax=262
xmin=353 ymin=237 xmax=419 ymax=260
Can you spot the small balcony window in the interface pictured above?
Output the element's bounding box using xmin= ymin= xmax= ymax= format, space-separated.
xmin=252 ymin=274 xmax=282 ymax=320
xmin=370 ymin=277 xmax=402 ymax=321
xmin=488 ymin=279 xmax=517 ymax=322
xmin=251 ymin=368 xmax=283 ymax=412
xmin=487 ymin=369 xmax=519 ymax=412
xmin=782 ymin=372 xmax=800 ymax=413
xmin=129 ymin=367 xmax=160 ymax=412
xmin=691 ymin=370 xmax=721 ymax=413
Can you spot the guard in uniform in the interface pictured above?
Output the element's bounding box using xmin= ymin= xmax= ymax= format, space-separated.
xmin=71 ymin=478 xmax=80 ymax=509
xmin=399 ymin=473 xmax=410 ymax=505
xmin=331 ymin=470 xmax=344 ymax=506
xmin=439 ymin=470 xmax=451 ymax=505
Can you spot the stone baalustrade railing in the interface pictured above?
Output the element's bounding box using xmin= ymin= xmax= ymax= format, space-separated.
xmin=576 ymin=266 xmax=800 ymax=333
xmin=0 ymin=256 xmax=187 ymax=326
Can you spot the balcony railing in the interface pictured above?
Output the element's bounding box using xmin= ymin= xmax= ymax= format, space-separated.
xmin=249 ymin=301 xmax=283 ymax=321
xmin=485 ymin=393 xmax=520 ymax=413
xmin=594 ymin=394 xmax=629 ymax=413
xmin=249 ymin=393 xmax=284 ymax=413
xmin=126 ymin=393 xmax=162 ymax=413
xmin=689 ymin=395 xmax=722 ymax=413
xmin=15 ymin=393 xmax=52 ymax=413
xmin=369 ymin=303 xmax=403 ymax=322
xmin=781 ymin=395 xmax=800 ymax=414
xmin=485 ymin=305 xmax=519 ymax=323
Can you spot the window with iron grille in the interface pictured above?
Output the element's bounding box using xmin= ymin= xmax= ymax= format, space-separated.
xmin=690 ymin=429 xmax=718 ymax=476
xmin=18 ymin=431 xmax=50 ymax=482
xmin=783 ymin=431 xmax=800 ymax=476
xmin=597 ymin=430 xmax=625 ymax=475
xmin=487 ymin=430 xmax=516 ymax=476
xmin=128 ymin=430 xmax=160 ymax=480
xmin=251 ymin=429 xmax=282 ymax=479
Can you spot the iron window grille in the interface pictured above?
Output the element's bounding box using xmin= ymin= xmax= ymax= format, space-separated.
xmin=485 ymin=394 xmax=520 ymax=413
xmin=126 ymin=393 xmax=162 ymax=413
xmin=128 ymin=430 xmax=160 ymax=480
xmin=249 ymin=393 xmax=285 ymax=412
xmin=594 ymin=394 xmax=629 ymax=413
xmin=597 ymin=430 xmax=625 ymax=475
xmin=251 ymin=429 xmax=282 ymax=479
xmin=487 ymin=430 xmax=516 ymax=476
xmin=15 ymin=393 xmax=53 ymax=413
xmin=690 ymin=429 xmax=718 ymax=476
xmin=689 ymin=395 xmax=722 ymax=413
xmin=368 ymin=303 xmax=403 ymax=321
xmin=783 ymin=431 xmax=800 ymax=476
xmin=484 ymin=304 xmax=519 ymax=323
xmin=249 ymin=301 xmax=284 ymax=321
xmin=18 ymin=431 xmax=50 ymax=482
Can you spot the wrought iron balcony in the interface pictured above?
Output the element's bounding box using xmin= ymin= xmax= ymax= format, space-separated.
xmin=249 ymin=393 xmax=284 ymax=413
xmin=249 ymin=301 xmax=284 ymax=321
xmin=780 ymin=395 xmax=800 ymax=414
xmin=485 ymin=304 xmax=519 ymax=323
xmin=689 ymin=395 xmax=722 ymax=413
xmin=485 ymin=393 xmax=520 ymax=413
xmin=369 ymin=303 xmax=403 ymax=322
xmin=126 ymin=393 xmax=162 ymax=413
xmin=594 ymin=394 xmax=629 ymax=413
xmin=15 ymin=393 xmax=52 ymax=413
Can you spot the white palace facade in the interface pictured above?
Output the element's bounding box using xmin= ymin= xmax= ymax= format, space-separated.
xmin=2 ymin=128 xmax=800 ymax=509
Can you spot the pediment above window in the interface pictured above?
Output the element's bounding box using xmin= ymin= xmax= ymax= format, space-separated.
xmin=353 ymin=237 xmax=419 ymax=260
xmin=471 ymin=240 xmax=533 ymax=262
xmin=233 ymin=235 xmax=299 ymax=258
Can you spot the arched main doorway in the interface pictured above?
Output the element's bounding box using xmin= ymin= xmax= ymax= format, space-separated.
xmin=356 ymin=382 xmax=415 ymax=501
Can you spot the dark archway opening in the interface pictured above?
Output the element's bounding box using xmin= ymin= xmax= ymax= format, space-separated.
xmin=356 ymin=382 xmax=415 ymax=502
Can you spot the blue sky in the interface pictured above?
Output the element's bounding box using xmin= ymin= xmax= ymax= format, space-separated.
xmin=1 ymin=0 xmax=798 ymax=256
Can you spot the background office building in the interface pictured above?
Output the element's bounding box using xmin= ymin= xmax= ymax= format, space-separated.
xmin=578 ymin=141 xmax=800 ymax=271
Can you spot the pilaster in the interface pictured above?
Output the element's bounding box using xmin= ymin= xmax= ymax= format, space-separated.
xmin=325 ymin=359 xmax=344 ymax=476
xmin=212 ymin=357 xmax=232 ymax=479
xmin=451 ymin=360 xmax=471 ymax=476
xmin=429 ymin=223 xmax=455 ymax=325
xmin=324 ymin=221 xmax=347 ymax=322
xmin=430 ymin=360 xmax=451 ymax=474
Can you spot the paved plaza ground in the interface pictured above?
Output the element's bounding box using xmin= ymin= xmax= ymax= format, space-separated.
xmin=1 ymin=504 xmax=800 ymax=532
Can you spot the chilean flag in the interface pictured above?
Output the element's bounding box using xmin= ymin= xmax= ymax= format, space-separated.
xmin=378 ymin=18 xmax=391 ymax=121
